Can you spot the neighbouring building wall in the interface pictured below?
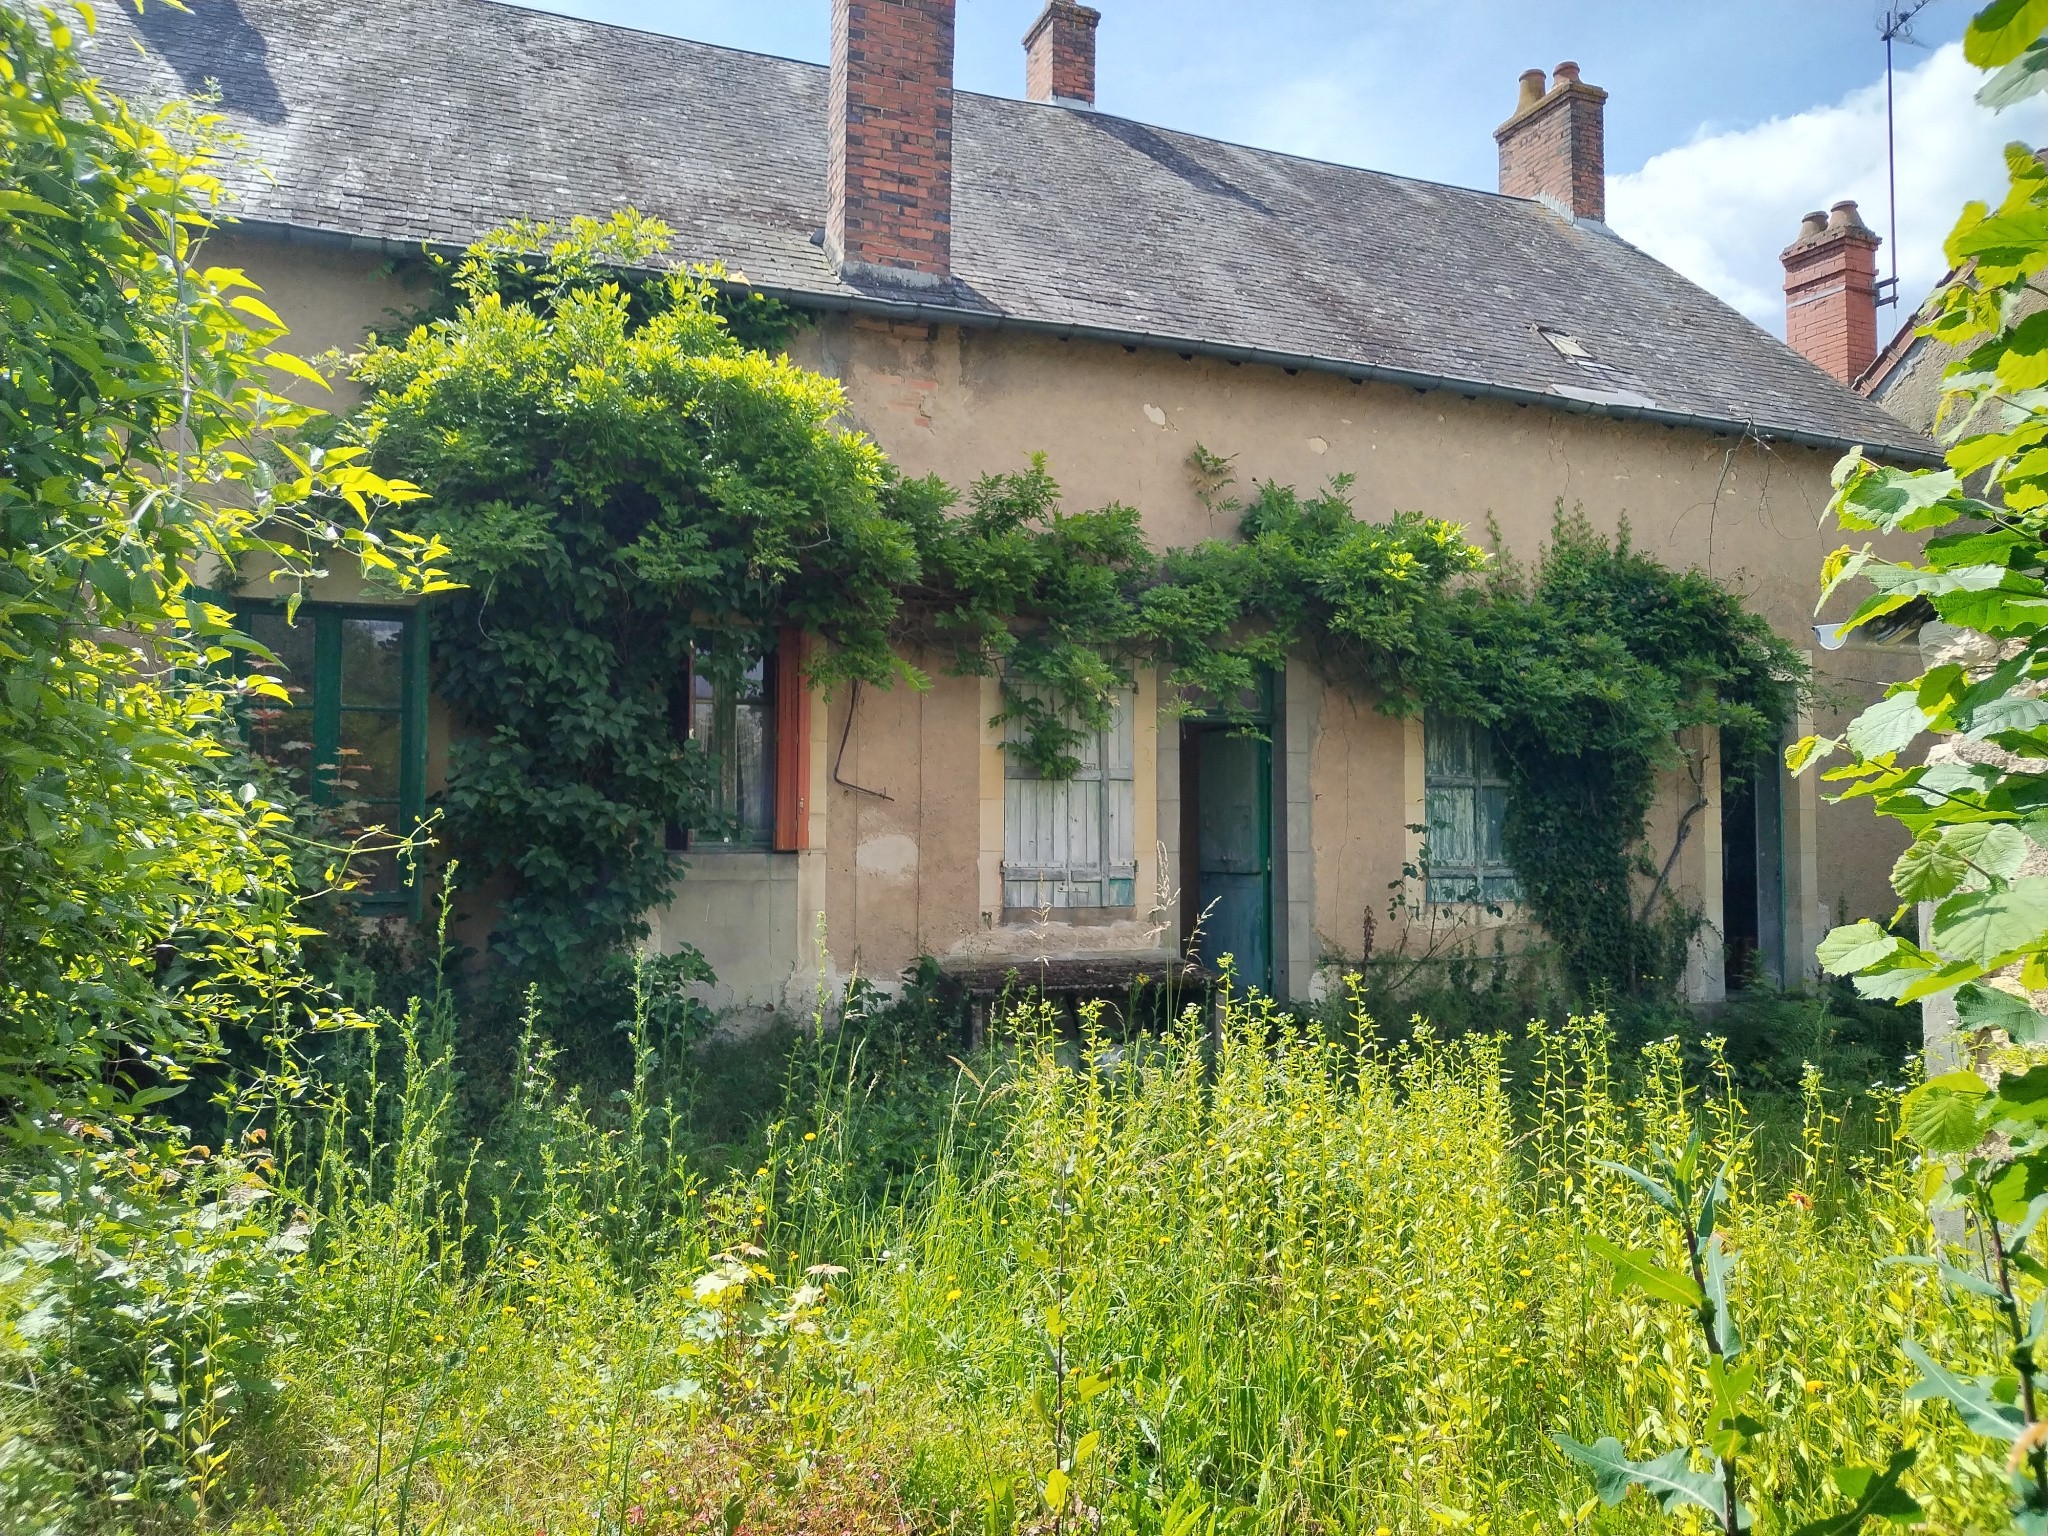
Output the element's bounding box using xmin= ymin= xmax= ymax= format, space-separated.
xmin=215 ymin=230 xmax=1917 ymax=1005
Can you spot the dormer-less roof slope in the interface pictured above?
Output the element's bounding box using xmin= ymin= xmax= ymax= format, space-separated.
xmin=83 ymin=0 xmax=1933 ymax=459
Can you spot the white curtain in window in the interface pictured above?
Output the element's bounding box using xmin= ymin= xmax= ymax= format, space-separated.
xmin=1003 ymin=686 xmax=1137 ymax=909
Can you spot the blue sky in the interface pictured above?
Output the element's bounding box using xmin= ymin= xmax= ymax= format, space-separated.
xmin=509 ymin=0 xmax=2043 ymax=335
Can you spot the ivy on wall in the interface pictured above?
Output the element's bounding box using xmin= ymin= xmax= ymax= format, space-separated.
xmin=358 ymin=215 xmax=1801 ymax=1008
xmin=356 ymin=216 xmax=925 ymax=1018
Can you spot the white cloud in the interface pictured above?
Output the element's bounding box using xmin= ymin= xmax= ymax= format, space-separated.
xmin=1606 ymin=42 xmax=2045 ymax=337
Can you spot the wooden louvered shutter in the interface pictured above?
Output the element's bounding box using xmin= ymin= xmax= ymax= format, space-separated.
xmin=772 ymin=627 xmax=810 ymax=851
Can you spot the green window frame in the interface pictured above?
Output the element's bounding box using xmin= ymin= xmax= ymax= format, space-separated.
xmin=1423 ymin=709 xmax=1520 ymax=906
xmin=236 ymin=600 xmax=430 ymax=914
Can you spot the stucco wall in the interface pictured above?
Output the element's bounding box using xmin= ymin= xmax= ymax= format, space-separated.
xmin=211 ymin=230 xmax=1917 ymax=1004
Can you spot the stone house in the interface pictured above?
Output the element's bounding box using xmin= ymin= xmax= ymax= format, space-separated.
xmin=93 ymin=0 xmax=1934 ymax=1010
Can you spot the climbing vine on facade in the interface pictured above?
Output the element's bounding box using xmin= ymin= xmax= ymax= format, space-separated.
xmin=359 ymin=215 xmax=1800 ymax=1004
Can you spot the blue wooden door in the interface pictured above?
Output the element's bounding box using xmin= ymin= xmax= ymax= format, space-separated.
xmin=1193 ymin=731 xmax=1271 ymax=993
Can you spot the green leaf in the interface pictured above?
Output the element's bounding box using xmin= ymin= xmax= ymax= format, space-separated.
xmin=1951 ymin=208 xmax=2048 ymax=271
xmin=1790 ymin=1448 xmax=1923 ymax=1536
xmin=1551 ymin=1435 xmax=1729 ymax=1522
xmin=1901 ymin=1071 xmax=1992 ymax=1153
xmin=1980 ymin=38 xmax=2048 ymax=106
xmin=1594 ymin=1158 xmax=1680 ymax=1215
xmin=1950 ymin=823 xmax=2032 ymax=881
xmin=1892 ymin=1252 xmax=2011 ymax=1301
xmin=1706 ymin=1356 xmax=1761 ymax=1457
xmin=1817 ymin=920 xmax=1901 ymax=976
xmin=1702 ymin=1233 xmax=1741 ymax=1360
xmin=1846 ymin=690 xmax=1931 ymax=760
xmin=1904 ymin=1339 xmax=2027 ymax=1443
xmin=1893 ymin=834 xmax=1972 ymax=903
xmin=1041 ymin=1466 xmax=1070 ymax=1512
xmin=1930 ymin=878 xmax=2048 ymax=966
xmin=1587 ymin=1235 xmax=1702 ymax=1307
xmin=261 ymin=349 xmax=332 ymax=392
xmin=1958 ymin=981 xmax=2048 ymax=1040
xmin=1966 ymin=0 xmax=2048 ymax=66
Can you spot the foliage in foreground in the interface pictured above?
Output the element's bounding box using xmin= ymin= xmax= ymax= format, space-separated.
xmin=0 ymin=4 xmax=446 ymax=1137
xmin=1784 ymin=8 xmax=2048 ymax=1532
xmin=1 ymin=990 xmax=2010 ymax=1536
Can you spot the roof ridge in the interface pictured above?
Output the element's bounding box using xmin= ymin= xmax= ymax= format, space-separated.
xmin=483 ymin=0 xmax=1536 ymax=210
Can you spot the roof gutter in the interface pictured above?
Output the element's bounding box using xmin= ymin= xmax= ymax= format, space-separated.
xmin=236 ymin=217 xmax=1943 ymax=468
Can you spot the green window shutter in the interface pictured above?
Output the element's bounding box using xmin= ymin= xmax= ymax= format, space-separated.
xmin=1423 ymin=709 xmax=1520 ymax=906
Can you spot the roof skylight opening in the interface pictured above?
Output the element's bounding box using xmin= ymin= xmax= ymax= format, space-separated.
xmin=1538 ymin=327 xmax=1592 ymax=361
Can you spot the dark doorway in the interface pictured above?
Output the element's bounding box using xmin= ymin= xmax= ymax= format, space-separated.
xmin=1721 ymin=754 xmax=1785 ymax=991
xmin=1182 ymin=726 xmax=1272 ymax=994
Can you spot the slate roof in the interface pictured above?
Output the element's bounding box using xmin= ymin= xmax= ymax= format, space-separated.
xmin=82 ymin=0 xmax=1934 ymax=459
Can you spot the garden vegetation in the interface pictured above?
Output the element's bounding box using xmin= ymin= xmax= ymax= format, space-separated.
xmin=11 ymin=0 xmax=2048 ymax=1532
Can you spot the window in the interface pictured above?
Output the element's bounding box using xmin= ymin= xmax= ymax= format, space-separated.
xmin=1003 ymin=686 xmax=1137 ymax=910
xmin=667 ymin=630 xmax=812 ymax=855
xmin=1423 ymin=710 xmax=1519 ymax=905
xmin=238 ymin=602 xmax=428 ymax=910
xmin=688 ymin=651 xmax=775 ymax=849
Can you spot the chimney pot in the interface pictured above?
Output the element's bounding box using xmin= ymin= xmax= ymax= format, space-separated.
xmin=1782 ymin=196 xmax=1882 ymax=385
xmin=1496 ymin=61 xmax=1607 ymax=221
xmin=1826 ymin=199 xmax=1869 ymax=233
xmin=1025 ymin=1 xmax=1101 ymax=107
xmin=828 ymin=0 xmax=957 ymax=285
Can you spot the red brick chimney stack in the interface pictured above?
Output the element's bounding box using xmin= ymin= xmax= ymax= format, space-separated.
xmin=1495 ymin=61 xmax=1608 ymax=223
xmin=1025 ymin=2 xmax=1100 ymax=107
xmin=828 ymin=0 xmax=955 ymax=285
xmin=1781 ymin=201 xmax=1881 ymax=385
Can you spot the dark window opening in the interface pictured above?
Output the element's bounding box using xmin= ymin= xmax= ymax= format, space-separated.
xmin=1721 ymin=752 xmax=1785 ymax=991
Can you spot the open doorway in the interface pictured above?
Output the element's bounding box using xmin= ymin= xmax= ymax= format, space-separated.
xmin=1181 ymin=724 xmax=1272 ymax=995
xmin=1721 ymin=752 xmax=1785 ymax=991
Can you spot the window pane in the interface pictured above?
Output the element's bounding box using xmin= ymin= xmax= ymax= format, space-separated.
xmin=1425 ymin=712 xmax=1473 ymax=779
xmin=1480 ymin=784 xmax=1511 ymax=865
xmin=691 ymin=652 xmax=772 ymax=845
xmin=1472 ymin=720 xmax=1505 ymax=780
xmin=341 ymin=617 xmax=405 ymax=707
xmin=347 ymin=847 xmax=406 ymax=897
xmin=247 ymin=611 xmax=316 ymax=696
xmin=1425 ymin=784 xmax=1475 ymax=868
xmin=338 ymin=709 xmax=403 ymax=803
xmin=1424 ymin=709 xmax=1517 ymax=905
xmin=735 ymin=690 xmax=770 ymax=835
xmin=244 ymin=612 xmax=316 ymax=788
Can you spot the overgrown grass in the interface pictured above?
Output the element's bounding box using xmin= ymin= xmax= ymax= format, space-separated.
xmin=0 ymin=984 xmax=2015 ymax=1534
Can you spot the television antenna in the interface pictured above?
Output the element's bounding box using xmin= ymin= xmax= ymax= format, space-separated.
xmin=1876 ymin=1 xmax=1940 ymax=307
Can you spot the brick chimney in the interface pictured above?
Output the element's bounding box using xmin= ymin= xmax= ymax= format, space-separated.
xmin=1495 ymin=61 xmax=1607 ymax=222
xmin=828 ymin=0 xmax=955 ymax=285
xmin=1781 ymin=201 xmax=1881 ymax=385
xmin=1025 ymin=1 xmax=1100 ymax=107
